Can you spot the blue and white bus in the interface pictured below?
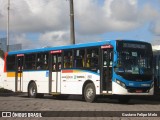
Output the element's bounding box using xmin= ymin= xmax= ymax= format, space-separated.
xmin=3 ymin=40 xmax=153 ymax=102
xmin=153 ymin=49 xmax=160 ymax=94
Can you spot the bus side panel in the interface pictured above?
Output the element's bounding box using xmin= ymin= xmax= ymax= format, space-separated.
xmin=0 ymin=57 xmax=4 ymax=88
xmin=61 ymin=69 xmax=100 ymax=95
xmin=22 ymin=71 xmax=49 ymax=93
xmin=3 ymin=72 xmax=16 ymax=92
xmin=61 ymin=71 xmax=80 ymax=94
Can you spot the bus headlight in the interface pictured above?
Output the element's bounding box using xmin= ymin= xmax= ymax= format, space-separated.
xmin=116 ymin=80 xmax=126 ymax=88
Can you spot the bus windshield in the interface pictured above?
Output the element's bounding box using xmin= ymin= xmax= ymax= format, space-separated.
xmin=115 ymin=41 xmax=153 ymax=81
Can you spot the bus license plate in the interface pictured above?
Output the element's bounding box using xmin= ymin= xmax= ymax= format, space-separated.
xmin=136 ymin=90 xmax=142 ymax=93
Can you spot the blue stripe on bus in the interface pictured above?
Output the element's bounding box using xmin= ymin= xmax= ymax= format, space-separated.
xmin=8 ymin=40 xmax=113 ymax=55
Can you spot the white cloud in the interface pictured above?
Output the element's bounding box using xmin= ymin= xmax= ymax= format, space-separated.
xmin=0 ymin=0 xmax=69 ymax=32
xmin=39 ymin=31 xmax=70 ymax=47
xmin=0 ymin=0 xmax=160 ymax=49
xmin=150 ymin=18 xmax=160 ymax=36
xmin=74 ymin=0 xmax=158 ymax=35
xmin=10 ymin=33 xmax=36 ymax=49
xmin=109 ymin=0 xmax=138 ymax=21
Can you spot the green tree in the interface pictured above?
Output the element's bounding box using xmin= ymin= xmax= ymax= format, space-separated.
xmin=0 ymin=50 xmax=4 ymax=59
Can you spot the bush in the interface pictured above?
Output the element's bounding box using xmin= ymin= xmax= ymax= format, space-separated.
xmin=0 ymin=50 xmax=4 ymax=59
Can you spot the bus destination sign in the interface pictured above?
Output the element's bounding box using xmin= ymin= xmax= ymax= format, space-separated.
xmin=123 ymin=43 xmax=146 ymax=49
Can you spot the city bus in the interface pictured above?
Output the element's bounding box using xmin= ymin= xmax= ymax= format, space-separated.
xmin=153 ymin=50 xmax=160 ymax=94
xmin=3 ymin=40 xmax=153 ymax=103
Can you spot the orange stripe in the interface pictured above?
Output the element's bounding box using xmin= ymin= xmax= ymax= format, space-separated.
xmin=62 ymin=70 xmax=73 ymax=73
xmin=7 ymin=72 xmax=22 ymax=77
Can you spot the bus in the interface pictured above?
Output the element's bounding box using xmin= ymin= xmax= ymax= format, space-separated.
xmin=3 ymin=40 xmax=153 ymax=103
xmin=153 ymin=50 xmax=160 ymax=94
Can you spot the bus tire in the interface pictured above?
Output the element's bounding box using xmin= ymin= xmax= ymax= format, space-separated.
xmin=28 ymin=82 xmax=37 ymax=98
xmin=84 ymin=83 xmax=96 ymax=103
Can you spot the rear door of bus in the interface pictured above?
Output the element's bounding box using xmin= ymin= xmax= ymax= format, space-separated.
xmin=16 ymin=54 xmax=24 ymax=92
xmin=49 ymin=50 xmax=62 ymax=93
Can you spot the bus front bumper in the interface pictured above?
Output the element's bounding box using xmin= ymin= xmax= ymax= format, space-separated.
xmin=112 ymin=82 xmax=154 ymax=95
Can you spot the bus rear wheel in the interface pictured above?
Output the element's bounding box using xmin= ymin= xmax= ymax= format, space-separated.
xmin=84 ymin=83 xmax=96 ymax=103
xmin=28 ymin=82 xmax=37 ymax=98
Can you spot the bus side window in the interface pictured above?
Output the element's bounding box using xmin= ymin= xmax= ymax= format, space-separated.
xmin=37 ymin=52 xmax=49 ymax=70
xmin=52 ymin=54 xmax=62 ymax=71
xmin=58 ymin=55 xmax=62 ymax=70
xmin=86 ymin=48 xmax=99 ymax=68
xmin=64 ymin=50 xmax=73 ymax=68
xmin=74 ymin=49 xmax=85 ymax=68
xmin=52 ymin=55 xmax=56 ymax=71
xmin=7 ymin=55 xmax=16 ymax=71
xmin=25 ymin=54 xmax=36 ymax=70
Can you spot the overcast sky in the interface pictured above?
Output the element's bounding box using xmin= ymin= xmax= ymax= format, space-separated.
xmin=0 ymin=0 xmax=160 ymax=49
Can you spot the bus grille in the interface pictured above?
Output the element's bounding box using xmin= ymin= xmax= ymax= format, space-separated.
xmin=126 ymin=86 xmax=150 ymax=93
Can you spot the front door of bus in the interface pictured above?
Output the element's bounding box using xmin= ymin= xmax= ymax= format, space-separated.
xmin=101 ymin=46 xmax=113 ymax=93
xmin=49 ymin=50 xmax=62 ymax=93
xmin=16 ymin=55 xmax=24 ymax=92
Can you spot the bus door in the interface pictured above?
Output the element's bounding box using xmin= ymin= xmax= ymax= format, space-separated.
xmin=16 ymin=54 xmax=24 ymax=92
xmin=49 ymin=50 xmax=62 ymax=93
xmin=101 ymin=45 xmax=113 ymax=93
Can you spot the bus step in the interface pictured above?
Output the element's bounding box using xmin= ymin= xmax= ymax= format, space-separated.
xmin=101 ymin=91 xmax=112 ymax=95
xmin=50 ymin=92 xmax=61 ymax=95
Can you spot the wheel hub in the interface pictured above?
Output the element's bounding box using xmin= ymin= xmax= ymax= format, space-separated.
xmin=86 ymin=88 xmax=93 ymax=99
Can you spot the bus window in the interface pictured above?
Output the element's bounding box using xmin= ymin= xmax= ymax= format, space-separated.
xmin=158 ymin=56 xmax=160 ymax=87
xmin=74 ymin=49 xmax=85 ymax=68
xmin=52 ymin=54 xmax=62 ymax=71
xmin=58 ymin=55 xmax=62 ymax=70
xmin=25 ymin=54 xmax=36 ymax=70
xmin=86 ymin=48 xmax=99 ymax=68
xmin=64 ymin=50 xmax=73 ymax=68
xmin=37 ymin=52 xmax=49 ymax=70
xmin=52 ymin=55 xmax=56 ymax=71
xmin=7 ymin=55 xmax=16 ymax=71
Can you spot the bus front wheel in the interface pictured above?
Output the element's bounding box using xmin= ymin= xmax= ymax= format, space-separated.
xmin=28 ymin=82 xmax=37 ymax=98
xmin=84 ymin=83 xmax=96 ymax=103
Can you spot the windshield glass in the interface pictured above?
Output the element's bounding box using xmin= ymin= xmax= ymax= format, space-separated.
xmin=115 ymin=41 xmax=153 ymax=81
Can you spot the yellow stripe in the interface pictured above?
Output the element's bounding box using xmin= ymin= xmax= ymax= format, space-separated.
xmin=73 ymin=70 xmax=83 ymax=73
xmin=7 ymin=72 xmax=22 ymax=77
xmin=7 ymin=72 xmax=15 ymax=77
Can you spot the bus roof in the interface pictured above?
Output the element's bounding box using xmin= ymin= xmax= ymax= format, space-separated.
xmin=7 ymin=39 xmax=149 ymax=55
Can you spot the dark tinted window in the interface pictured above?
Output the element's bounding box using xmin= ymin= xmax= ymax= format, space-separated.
xmin=25 ymin=54 xmax=36 ymax=70
xmin=86 ymin=48 xmax=99 ymax=68
xmin=36 ymin=52 xmax=49 ymax=70
xmin=74 ymin=49 xmax=85 ymax=68
xmin=7 ymin=55 xmax=16 ymax=71
xmin=64 ymin=50 xmax=73 ymax=68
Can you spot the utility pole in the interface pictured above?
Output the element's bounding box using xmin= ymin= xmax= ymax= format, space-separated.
xmin=7 ymin=0 xmax=10 ymax=52
xmin=69 ymin=0 xmax=75 ymax=44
